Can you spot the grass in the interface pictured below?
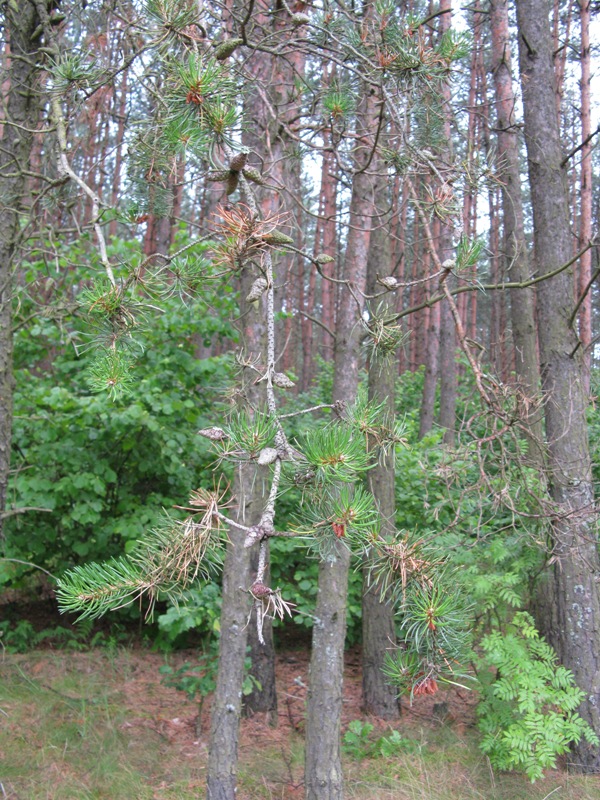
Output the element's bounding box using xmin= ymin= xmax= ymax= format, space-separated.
xmin=1 ymin=649 xmax=600 ymax=799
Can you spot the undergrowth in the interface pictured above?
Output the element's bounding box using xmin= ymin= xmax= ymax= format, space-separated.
xmin=1 ymin=650 xmax=600 ymax=800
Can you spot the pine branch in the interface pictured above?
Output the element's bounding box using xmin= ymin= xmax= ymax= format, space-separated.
xmin=56 ymin=557 xmax=152 ymax=620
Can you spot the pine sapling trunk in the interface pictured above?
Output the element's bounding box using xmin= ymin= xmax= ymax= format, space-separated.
xmin=304 ymin=76 xmax=378 ymax=800
xmin=362 ymin=172 xmax=400 ymax=719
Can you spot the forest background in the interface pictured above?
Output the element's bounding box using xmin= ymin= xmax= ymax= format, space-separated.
xmin=1 ymin=0 xmax=600 ymax=798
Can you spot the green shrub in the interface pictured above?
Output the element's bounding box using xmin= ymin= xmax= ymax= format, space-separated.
xmin=476 ymin=612 xmax=598 ymax=781
xmin=3 ymin=284 xmax=234 ymax=587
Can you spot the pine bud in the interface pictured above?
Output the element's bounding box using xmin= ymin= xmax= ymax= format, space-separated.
xmin=246 ymin=277 xmax=268 ymax=302
xmin=257 ymin=447 xmax=278 ymax=465
xmin=197 ymin=426 xmax=227 ymax=440
xmin=272 ymin=372 xmax=295 ymax=388
xmin=229 ymin=151 xmax=248 ymax=172
xmin=213 ymin=38 xmax=244 ymax=61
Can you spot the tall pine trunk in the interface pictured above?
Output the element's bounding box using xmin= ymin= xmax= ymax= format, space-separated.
xmin=516 ymin=0 xmax=600 ymax=770
xmin=436 ymin=0 xmax=456 ymax=446
xmin=490 ymin=0 xmax=543 ymax=459
xmin=577 ymin=0 xmax=592 ymax=388
xmin=0 ymin=0 xmax=43 ymax=540
xmin=304 ymin=78 xmax=379 ymax=800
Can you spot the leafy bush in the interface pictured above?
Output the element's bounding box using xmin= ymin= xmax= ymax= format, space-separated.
xmin=476 ymin=612 xmax=598 ymax=781
xmin=3 ymin=285 xmax=234 ymax=587
xmin=155 ymin=582 xmax=222 ymax=648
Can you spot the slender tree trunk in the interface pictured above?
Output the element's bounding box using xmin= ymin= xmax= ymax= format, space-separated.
xmin=320 ymin=135 xmax=338 ymax=362
xmin=490 ymin=0 xmax=543 ymax=459
xmin=419 ymin=232 xmax=440 ymax=438
xmin=436 ymin=0 xmax=456 ymax=446
xmin=304 ymin=78 xmax=379 ymax=800
xmin=362 ymin=175 xmax=400 ymax=719
xmin=577 ymin=0 xmax=592 ymax=390
xmin=488 ymin=187 xmax=503 ymax=373
xmin=438 ymin=271 xmax=456 ymax=445
xmin=0 ymin=0 xmax=43 ymax=541
xmin=109 ymin=66 xmax=128 ymax=238
xmin=516 ymin=0 xmax=600 ymax=770
xmin=236 ymin=0 xmax=308 ymax=715
xmin=206 ymin=253 xmax=267 ymax=799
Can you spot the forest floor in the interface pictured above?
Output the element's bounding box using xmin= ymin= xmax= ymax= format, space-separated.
xmin=3 ymin=637 xmax=600 ymax=800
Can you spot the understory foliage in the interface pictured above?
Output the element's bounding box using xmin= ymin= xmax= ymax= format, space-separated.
xmin=477 ymin=613 xmax=598 ymax=781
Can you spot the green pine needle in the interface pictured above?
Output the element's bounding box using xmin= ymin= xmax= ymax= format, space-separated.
xmin=301 ymin=424 xmax=370 ymax=484
xmin=87 ymin=349 xmax=136 ymax=401
xmin=56 ymin=557 xmax=150 ymax=620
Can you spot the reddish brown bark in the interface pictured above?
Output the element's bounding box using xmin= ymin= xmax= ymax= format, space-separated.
xmin=577 ymin=0 xmax=592 ymax=388
xmin=490 ymin=0 xmax=543 ymax=455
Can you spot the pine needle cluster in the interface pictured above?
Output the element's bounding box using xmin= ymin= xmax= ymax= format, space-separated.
xmin=57 ymin=491 xmax=226 ymax=619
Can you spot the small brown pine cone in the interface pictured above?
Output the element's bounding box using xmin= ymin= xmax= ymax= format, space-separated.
xmin=226 ymin=171 xmax=240 ymax=196
xmin=250 ymin=582 xmax=272 ymax=598
xmin=229 ymin=151 xmax=248 ymax=172
xmin=272 ymin=372 xmax=295 ymax=388
xmin=197 ymin=426 xmax=227 ymax=440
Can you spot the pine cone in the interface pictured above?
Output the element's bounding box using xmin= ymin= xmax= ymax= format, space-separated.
xmin=257 ymin=447 xmax=278 ymax=465
xmin=226 ymin=171 xmax=240 ymax=195
xmin=291 ymin=12 xmax=310 ymax=25
xmin=242 ymin=167 xmax=267 ymax=185
xmin=213 ymin=38 xmax=244 ymax=61
xmin=197 ymin=427 xmax=227 ymax=440
xmin=250 ymin=582 xmax=272 ymax=598
xmin=205 ymin=170 xmax=230 ymax=182
xmin=315 ymin=253 xmax=334 ymax=264
xmin=261 ymin=230 xmax=294 ymax=246
xmin=379 ymin=276 xmax=399 ymax=290
xmin=272 ymin=372 xmax=295 ymax=388
xmin=229 ymin=151 xmax=248 ymax=172
xmin=246 ymin=277 xmax=268 ymax=302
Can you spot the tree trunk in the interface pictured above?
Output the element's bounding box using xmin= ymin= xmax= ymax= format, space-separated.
xmin=206 ymin=504 xmax=254 ymax=800
xmin=206 ymin=257 xmax=267 ymax=797
xmin=362 ymin=193 xmax=400 ymax=719
xmin=436 ymin=0 xmax=456 ymax=446
xmin=419 ymin=212 xmax=439 ymax=438
xmin=490 ymin=0 xmax=543 ymax=459
xmin=577 ymin=0 xmax=592 ymax=390
xmin=242 ymin=533 xmax=277 ymax=720
xmin=516 ymin=0 xmax=600 ymax=770
xmin=0 ymin=0 xmax=43 ymax=541
xmin=234 ymin=0 xmax=307 ymax=716
xmin=438 ymin=291 xmax=456 ymax=446
xmin=320 ymin=131 xmax=338 ymax=362
xmin=304 ymin=79 xmax=378 ymax=800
